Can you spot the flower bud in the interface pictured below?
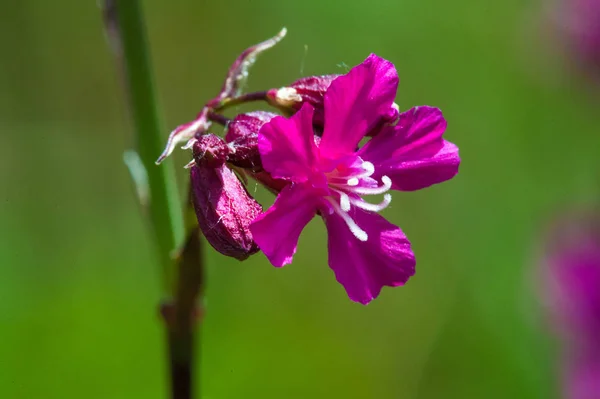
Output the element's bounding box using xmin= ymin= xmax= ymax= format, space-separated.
xmin=225 ymin=111 xmax=277 ymax=170
xmin=192 ymin=133 xmax=230 ymax=167
xmin=267 ymin=75 xmax=339 ymax=125
xmin=190 ymin=135 xmax=262 ymax=260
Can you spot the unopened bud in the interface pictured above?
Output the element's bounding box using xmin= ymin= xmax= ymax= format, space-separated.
xmin=190 ymin=136 xmax=262 ymax=261
xmin=267 ymin=75 xmax=339 ymax=125
xmin=192 ymin=134 xmax=230 ymax=167
xmin=225 ymin=111 xmax=277 ymax=169
xmin=265 ymin=87 xmax=302 ymax=108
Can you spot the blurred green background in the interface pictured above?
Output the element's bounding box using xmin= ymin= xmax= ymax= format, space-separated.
xmin=2 ymin=1 xmax=600 ymax=398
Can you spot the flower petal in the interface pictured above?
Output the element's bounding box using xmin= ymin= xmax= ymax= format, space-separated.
xmin=358 ymin=106 xmax=460 ymax=191
xmin=258 ymin=103 xmax=319 ymax=182
xmin=566 ymin=355 xmax=600 ymax=399
xmin=250 ymin=183 xmax=320 ymax=267
xmin=322 ymin=208 xmax=415 ymax=304
xmin=319 ymin=54 xmax=399 ymax=159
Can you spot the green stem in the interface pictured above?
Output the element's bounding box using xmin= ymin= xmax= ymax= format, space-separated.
xmin=110 ymin=2 xmax=199 ymax=399
xmin=114 ymin=0 xmax=184 ymax=291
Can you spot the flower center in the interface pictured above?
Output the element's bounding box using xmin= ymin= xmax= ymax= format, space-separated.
xmin=325 ymin=160 xmax=392 ymax=242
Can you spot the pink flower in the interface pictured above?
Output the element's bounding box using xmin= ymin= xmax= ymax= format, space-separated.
xmin=542 ymin=210 xmax=600 ymax=342
xmin=541 ymin=210 xmax=600 ymax=399
xmin=566 ymin=355 xmax=600 ymax=399
xmin=547 ymin=0 xmax=600 ymax=82
xmin=249 ymin=54 xmax=460 ymax=304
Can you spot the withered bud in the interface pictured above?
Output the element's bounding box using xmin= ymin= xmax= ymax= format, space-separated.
xmin=225 ymin=111 xmax=277 ymax=170
xmin=190 ymin=136 xmax=262 ymax=261
xmin=267 ymin=75 xmax=339 ymax=125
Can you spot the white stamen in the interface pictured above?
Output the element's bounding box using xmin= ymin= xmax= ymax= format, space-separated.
xmin=347 ymin=177 xmax=359 ymax=186
xmin=361 ymin=161 xmax=375 ymax=176
xmin=339 ymin=192 xmax=351 ymax=212
xmin=351 ymin=194 xmax=392 ymax=212
xmin=326 ymin=198 xmax=368 ymax=242
xmin=329 ymin=188 xmax=352 ymax=212
xmin=350 ymin=175 xmax=392 ymax=195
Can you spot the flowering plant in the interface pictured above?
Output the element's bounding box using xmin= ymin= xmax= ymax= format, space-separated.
xmin=158 ymin=29 xmax=460 ymax=304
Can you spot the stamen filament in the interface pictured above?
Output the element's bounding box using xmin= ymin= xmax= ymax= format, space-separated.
xmin=329 ymin=188 xmax=352 ymax=212
xmin=361 ymin=161 xmax=375 ymax=176
xmin=351 ymin=194 xmax=392 ymax=212
xmin=326 ymin=198 xmax=368 ymax=242
xmin=339 ymin=192 xmax=351 ymax=212
xmin=349 ymin=176 xmax=391 ymax=195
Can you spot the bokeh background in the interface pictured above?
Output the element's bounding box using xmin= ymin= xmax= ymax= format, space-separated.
xmin=2 ymin=1 xmax=600 ymax=398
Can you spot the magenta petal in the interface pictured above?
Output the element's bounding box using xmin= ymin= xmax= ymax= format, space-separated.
xmin=250 ymin=183 xmax=320 ymax=267
xmin=258 ymin=103 xmax=319 ymax=182
xmin=319 ymin=54 xmax=399 ymax=159
xmin=322 ymin=209 xmax=415 ymax=304
xmin=566 ymin=356 xmax=600 ymax=399
xmin=358 ymin=106 xmax=460 ymax=191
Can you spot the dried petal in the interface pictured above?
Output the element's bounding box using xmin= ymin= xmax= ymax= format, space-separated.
xmin=209 ymin=28 xmax=287 ymax=106
xmin=156 ymin=108 xmax=210 ymax=164
xmin=157 ymin=28 xmax=286 ymax=164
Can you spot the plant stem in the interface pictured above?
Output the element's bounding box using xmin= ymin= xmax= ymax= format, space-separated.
xmin=168 ymin=221 xmax=204 ymax=399
xmin=213 ymin=90 xmax=269 ymax=111
xmin=110 ymin=2 xmax=199 ymax=399
xmin=113 ymin=0 xmax=184 ymax=290
xmin=207 ymin=111 xmax=230 ymax=126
